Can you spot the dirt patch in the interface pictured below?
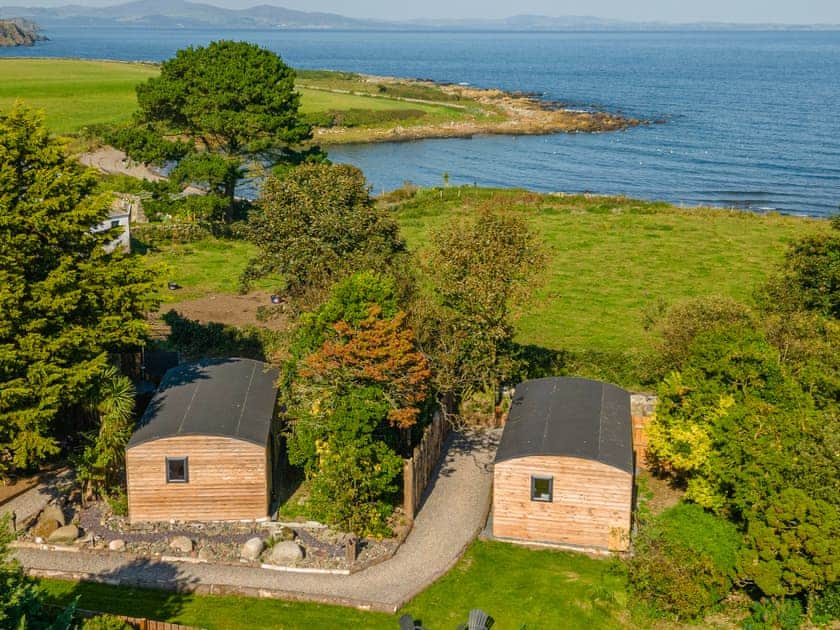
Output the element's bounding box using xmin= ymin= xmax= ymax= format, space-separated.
xmin=638 ymin=470 xmax=684 ymax=516
xmin=159 ymin=291 xmax=288 ymax=331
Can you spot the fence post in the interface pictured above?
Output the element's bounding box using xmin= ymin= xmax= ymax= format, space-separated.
xmin=403 ymin=457 xmax=415 ymax=521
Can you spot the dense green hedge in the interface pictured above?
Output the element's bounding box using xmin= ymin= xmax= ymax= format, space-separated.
xmin=161 ymin=310 xmax=281 ymax=361
xmin=132 ymin=221 xmax=247 ymax=248
xmin=627 ymin=503 xmax=742 ymax=620
xmin=304 ymin=108 xmax=427 ymax=129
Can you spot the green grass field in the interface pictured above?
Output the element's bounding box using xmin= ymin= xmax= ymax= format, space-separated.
xmin=144 ymin=239 xmax=278 ymax=303
xmin=140 ymin=189 xmax=823 ymax=368
xmin=0 ymin=59 xmax=484 ymax=135
xmin=393 ymin=188 xmax=824 ymax=357
xmin=40 ymin=541 xmax=630 ymax=630
xmin=0 ymin=59 xmax=159 ymax=133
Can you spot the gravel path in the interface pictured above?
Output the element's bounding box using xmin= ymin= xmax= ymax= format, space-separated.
xmin=1 ymin=470 xmax=73 ymax=531
xmin=79 ymin=147 xmax=165 ymax=182
xmin=78 ymin=146 xmax=203 ymax=195
xmin=14 ymin=430 xmax=499 ymax=612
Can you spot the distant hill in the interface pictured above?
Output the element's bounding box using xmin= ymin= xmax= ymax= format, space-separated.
xmin=0 ymin=0 xmax=388 ymax=28
xmin=0 ymin=1 xmax=836 ymax=31
xmin=0 ymin=18 xmax=46 ymax=46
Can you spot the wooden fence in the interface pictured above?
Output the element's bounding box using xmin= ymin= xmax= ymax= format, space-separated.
xmin=69 ymin=607 xmax=200 ymax=630
xmin=403 ymin=412 xmax=450 ymax=521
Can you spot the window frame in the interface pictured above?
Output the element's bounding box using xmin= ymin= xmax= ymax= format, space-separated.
xmin=530 ymin=474 xmax=553 ymax=502
xmin=165 ymin=456 xmax=189 ymax=484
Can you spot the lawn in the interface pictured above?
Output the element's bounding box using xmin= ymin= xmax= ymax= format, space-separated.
xmin=142 ymin=239 xmax=279 ymax=304
xmin=138 ymin=188 xmax=823 ymax=379
xmin=39 ymin=540 xmax=630 ymax=630
xmin=0 ymin=59 xmax=484 ymax=135
xmin=392 ymin=188 xmax=824 ymax=357
xmin=0 ymin=59 xmax=158 ymax=133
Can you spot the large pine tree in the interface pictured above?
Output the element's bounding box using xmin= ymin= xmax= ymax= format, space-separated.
xmin=0 ymin=105 xmax=156 ymax=475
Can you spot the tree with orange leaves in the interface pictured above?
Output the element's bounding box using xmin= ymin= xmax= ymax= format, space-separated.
xmin=301 ymin=305 xmax=431 ymax=429
xmin=282 ymin=272 xmax=432 ymax=535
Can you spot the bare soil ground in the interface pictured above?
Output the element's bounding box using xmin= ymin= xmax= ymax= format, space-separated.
xmin=158 ymin=291 xmax=288 ymax=331
xmin=638 ymin=469 xmax=685 ymax=516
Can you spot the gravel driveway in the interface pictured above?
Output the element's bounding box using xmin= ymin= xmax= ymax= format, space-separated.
xmin=14 ymin=430 xmax=499 ymax=612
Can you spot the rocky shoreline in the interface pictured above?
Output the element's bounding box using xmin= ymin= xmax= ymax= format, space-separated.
xmin=0 ymin=19 xmax=46 ymax=47
xmin=313 ymin=74 xmax=645 ymax=145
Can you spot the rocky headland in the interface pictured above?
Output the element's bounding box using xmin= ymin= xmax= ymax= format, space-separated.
xmin=312 ymin=74 xmax=644 ymax=144
xmin=0 ymin=19 xmax=46 ymax=47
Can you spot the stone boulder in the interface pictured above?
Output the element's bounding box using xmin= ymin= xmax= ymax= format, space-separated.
xmin=31 ymin=518 xmax=61 ymax=540
xmin=41 ymin=505 xmax=66 ymax=526
xmin=108 ymin=539 xmax=126 ymax=552
xmin=169 ymin=536 xmax=194 ymax=554
xmin=268 ymin=540 xmax=304 ymax=564
xmin=240 ymin=537 xmax=265 ymax=561
xmin=197 ymin=547 xmax=213 ymax=561
xmin=48 ymin=524 xmax=80 ymax=544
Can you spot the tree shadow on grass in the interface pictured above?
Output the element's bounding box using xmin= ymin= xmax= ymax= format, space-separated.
xmin=61 ymin=557 xmax=199 ymax=624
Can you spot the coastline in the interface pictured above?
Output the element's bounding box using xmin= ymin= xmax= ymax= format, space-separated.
xmin=310 ymin=74 xmax=644 ymax=145
xmin=0 ymin=57 xmax=643 ymax=145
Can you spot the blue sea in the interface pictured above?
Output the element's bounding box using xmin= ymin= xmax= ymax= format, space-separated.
xmin=4 ymin=26 xmax=840 ymax=217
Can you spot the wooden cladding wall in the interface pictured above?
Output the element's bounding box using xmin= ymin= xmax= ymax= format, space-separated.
xmin=126 ymin=435 xmax=268 ymax=522
xmin=403 ymin=412 xmax=449 ymax=520
xmin=493 ymin=456 xmax=632 ymax=551
xmin=630 ymin=394 xmax=657 ymax=468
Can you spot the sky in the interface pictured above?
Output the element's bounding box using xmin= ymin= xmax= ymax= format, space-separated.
xmin=2 ymin=0 xmax=839 ymax=24
xmin=289 ymin=1 xmax=840 ymax=23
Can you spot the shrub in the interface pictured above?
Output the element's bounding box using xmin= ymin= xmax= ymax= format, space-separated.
xmin=106 ymin=488 xmax=128 ymax=517
xmin=742 ymin=598 xmax=805 ymax=630
xmin=306 ymin=434 xmax=403 ymax=538
xmin=132 ymin=223 xmax=248 ymax=249
xmin=811 ymin=583 xmax=840 ymax=624
xmin=627 ymin=503 xmax=741 ymax=619
xmin=331 ymin=108 xmax=427 ymax=127
xmin=738 ymin=489 xmax=840 ymax=598
xmin=651 ymin=295 xmax=754 ymax=376
xmin=80 ymin=614 xmax=133 ymax=630
xmin=162 ymin=311 xmax=282 ymax=361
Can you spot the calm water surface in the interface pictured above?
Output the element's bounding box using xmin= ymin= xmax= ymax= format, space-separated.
xmin=4 ymin=27 xmax=840 ymax=216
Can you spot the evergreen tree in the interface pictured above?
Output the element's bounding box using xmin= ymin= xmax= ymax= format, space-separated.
xmin=0 ymin=105 xmax=156 ymax=475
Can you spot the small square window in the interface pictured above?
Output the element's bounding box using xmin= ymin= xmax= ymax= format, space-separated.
xmin=531 ymin=475 xmax=553 ymax=502
xmin=110 ymin=220 xmax=120 ymax=229
xmin=166 ymin=457 xmax=188 ymax=483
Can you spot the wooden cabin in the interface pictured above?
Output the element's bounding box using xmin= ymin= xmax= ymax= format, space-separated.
xmin=492 ymin=377 xmax=634 ymax=552
xmin=126 ymin=358 xmax=280 ymax=523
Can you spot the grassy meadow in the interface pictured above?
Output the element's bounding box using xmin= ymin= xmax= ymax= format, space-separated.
xmin=0 ymin=59 xmax=159 ymax=133
xmin=394 ymin=188 xmax=824 ymax=356
xmin=40 ymin=541 xmax=631 ymax=629
xmin=139 ymin=188 xmax=824 ymax=378
xmin=0 ymin=59 xmax=488 ymax=136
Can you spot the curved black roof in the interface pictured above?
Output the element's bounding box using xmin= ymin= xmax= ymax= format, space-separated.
xmin=495 ymin=377 xmax=633 ymax=474
xmin=127 ymin=358 xmax=279 ymax=449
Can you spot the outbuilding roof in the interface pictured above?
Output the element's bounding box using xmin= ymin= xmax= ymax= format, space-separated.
xmin=127 ymin=358 xmax=279 ymax=449
xmin=495 ymin=377 xmax=633 ymax=473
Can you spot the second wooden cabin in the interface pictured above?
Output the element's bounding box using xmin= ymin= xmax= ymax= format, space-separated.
xmin=492 ymin=377 xmax=634 ymax=552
